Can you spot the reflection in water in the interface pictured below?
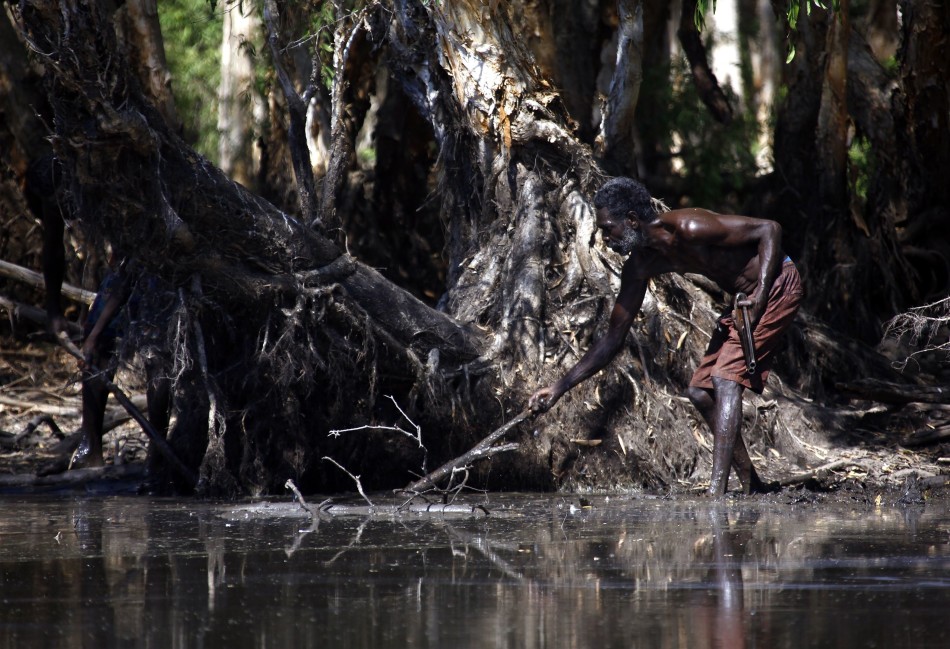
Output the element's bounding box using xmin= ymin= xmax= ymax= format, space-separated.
xmin=0 ymin=495 xmax=948 ymax=648
xmin=690 ymin=507 xmax=756 ymax=649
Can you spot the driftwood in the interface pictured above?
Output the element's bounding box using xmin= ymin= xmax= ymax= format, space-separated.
xmin=403 ymin=409 xmax=531 ymax=493
xmin=0 ymin=259 xmax=95 ymax=305
xmin=901 ymin=425 xmax=950 ymax=448
xmin=317 ymin=502 xmax=489 ymax=518
xmin=836 ymin=378 xmax=950 ymax=404
xmin=778 ymin=459 xmax=856 ymax=487
xmin=0 ymin=295 xmax=83 ymax=335
xmin=284 ymin=479 xmax=488 ymax=519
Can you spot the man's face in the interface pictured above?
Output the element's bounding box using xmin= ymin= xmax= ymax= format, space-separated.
xmin=596 ymin=207 xmax=643 ymax=255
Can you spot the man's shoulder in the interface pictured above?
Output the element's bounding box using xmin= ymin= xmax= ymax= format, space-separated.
xmin=662 ymin=207 xmax=723 ymax=221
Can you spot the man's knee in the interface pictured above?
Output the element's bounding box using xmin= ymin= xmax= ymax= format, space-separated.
xmin=686 ymin=386 xmax=713 ymax=409
xmin=712 ymin=376 xmax=744 ymax=399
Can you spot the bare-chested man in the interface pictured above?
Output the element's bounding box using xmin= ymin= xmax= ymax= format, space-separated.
xmin=528 ymin=177 xmax=803 ymax=496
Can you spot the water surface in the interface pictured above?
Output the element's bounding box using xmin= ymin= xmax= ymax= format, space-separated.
xmin=1 ymin=492 xmax=948 ymax=648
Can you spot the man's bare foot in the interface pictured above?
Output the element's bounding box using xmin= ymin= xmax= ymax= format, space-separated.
xmin=747 ymin=476 xmax=782 ymax=494
xmin=69 ymin=438 xmax=104 ymax=470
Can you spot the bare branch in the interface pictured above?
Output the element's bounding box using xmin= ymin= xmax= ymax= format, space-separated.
xmin=323 ymin=456 xmax=374 ymax=508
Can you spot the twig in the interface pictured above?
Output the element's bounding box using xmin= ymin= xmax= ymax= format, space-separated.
xmin=14 ymin=414 xmax=63 ymax=446
xmin=322 ymin=456 xmax=374 ymax=509
xmin=778 ymin=459 xmax=857 ymax=486
xmin=328 ymin=395 xmax=423 ymax=447
xmin=284 ymin=478 xmax=330 ymax=520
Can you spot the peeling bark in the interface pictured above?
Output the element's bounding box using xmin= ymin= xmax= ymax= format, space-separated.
xmin=218 ymin=0 xmax=265 ymax=189
xmin=596 ymin=0 xmax=644 ymax=177
xmin=117 ymin=0 xmax=181 ymax=132
xmin=816 ymin=0 xmax=849 ymax=211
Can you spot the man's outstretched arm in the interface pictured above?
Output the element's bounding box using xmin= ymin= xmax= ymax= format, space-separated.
xmin=529 ymin=269 xmax=648 ymax=413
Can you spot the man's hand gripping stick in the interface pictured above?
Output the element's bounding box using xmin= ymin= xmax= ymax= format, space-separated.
xmin=733 ymin=292 xmax=757 ymax=375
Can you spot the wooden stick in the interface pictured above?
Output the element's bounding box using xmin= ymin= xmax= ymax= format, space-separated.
xmin=14 ymin=414 xmax=63 ymax=445
xmin=901 ymin=425 xmax=950 ymax=448
xmin=0 ymin=295 xmax=82 ymax=334
xmin=778 ymin=459 xmax=855 ymax=486
xmin=403 ymin=409 xmax=530 ymax=493
xmin=56 ymin=335 xmax=197 ymax=488
xmin=0 ymin=259 xmax=95 ymax=305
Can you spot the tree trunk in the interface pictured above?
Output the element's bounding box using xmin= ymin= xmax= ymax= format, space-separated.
xmin=17 ymin=0 xmax=481 ymax=495
xmin=738 ymin=0 xmax=780 ymax=171
xmin=218 ymin=0 xmax=265 ymax=189
xmin=596 ymin=0 xmax=644 ymax=177
xmin=116 ymin=0 xmax=182 ymax=132
xmin=816 ymin=0 xmax=849 ymax=211
xmin=677 ymin=0 xmax=734 ymax=124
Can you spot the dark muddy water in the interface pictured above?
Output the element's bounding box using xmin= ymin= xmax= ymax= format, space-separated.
xmin=1 ymin=492 xmax=948 ymax=648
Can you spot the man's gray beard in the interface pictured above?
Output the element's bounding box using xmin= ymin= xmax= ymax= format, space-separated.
xmin=613 ymin=224 xmax=644 ymax=255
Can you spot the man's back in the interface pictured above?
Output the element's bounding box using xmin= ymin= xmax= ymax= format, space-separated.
xmin=624 ymin=208 xmax=782 ymax=297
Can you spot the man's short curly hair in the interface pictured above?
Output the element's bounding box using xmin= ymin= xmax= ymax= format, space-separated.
xmin=593 ymin=177 xmax=658 ymax=223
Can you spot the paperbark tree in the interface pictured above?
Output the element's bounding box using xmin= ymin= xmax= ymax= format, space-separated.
xmin=218 ymin=0 xmax=265 ymax=189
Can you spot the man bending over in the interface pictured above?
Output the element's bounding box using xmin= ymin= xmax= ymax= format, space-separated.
xmin=528 ymin=177 xmax=803 ymax=496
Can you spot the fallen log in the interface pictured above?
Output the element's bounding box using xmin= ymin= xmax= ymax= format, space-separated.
xmin=318 ymin=502 xmax=490 ymax=518
xmin=0 ymin=259 xmax=95 ymax=305
xmin=836 ymin=378 xmax=950 ymax=404
xmin=0 ymin=394 xmax=78 ymax=416
xmin=901 ymin=425 xmax=950 ymax=448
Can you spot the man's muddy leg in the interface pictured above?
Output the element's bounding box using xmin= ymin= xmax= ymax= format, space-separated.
xmin=708 ymin=377 xmax=745 ymax=497
xmin=688 ymin=384 xmax=760 ymax=494
xmin=73 ymin=367 xmax=110 ymax=468
xmin=144 ymin=355 xmax=171 ymax=475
